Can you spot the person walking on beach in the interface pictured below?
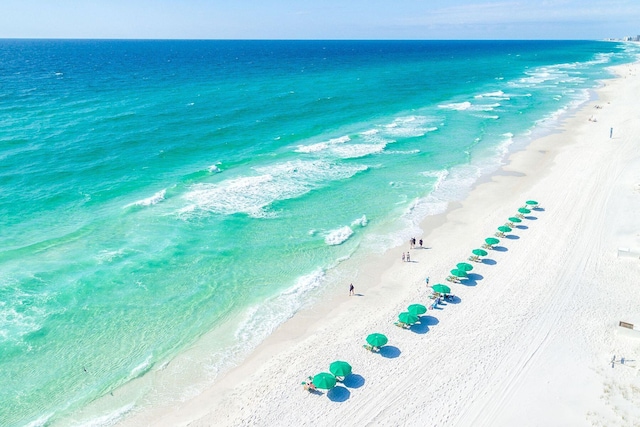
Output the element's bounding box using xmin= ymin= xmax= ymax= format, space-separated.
xmin=349 ymin=283 xmax=355 ymax=296
xmin=425 ymin=276 xmax=430 ymax=286
xmin=402 ymin=252 xmax=406 ymax=262
xmin=419 ymin=239 xmax=423 ymax=248
xmin=406 ymin=252 xmax=411 ymax=262
xmin=610 ymin=127 xmax=613 ymax=138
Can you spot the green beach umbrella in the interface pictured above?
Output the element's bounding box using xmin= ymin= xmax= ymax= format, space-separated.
xmin=485 ymin=237 xmax=500 ymax=245
xmin=312 ymin=372 xmax=337 ymax=390
xmin=526 ymin=200 xmax=538 ymax=206
xmin=408 ymin=303 xmax=427 ymax=315
xmin=432 ymin=284 xmax=451 ymax=294
xmin=472 ymin=249 xmax=488 ymax=257
xmin=398 ymin=312 xmax=419 ymax=325
xmin=366 ymin=333 xmax=388 ymax=348
xmin=518 ymin=208 xmax=531 ymax=214
xmin=450 ymin=269 xmax=468 ymax=278
xmin=497 ymin=226 xmax=512 ymax=233
xmin=508 ymin=217 xmax=522 ymax=223
xmin=457 ymin=262 xmax=474 ymax=272
xmin=329 ymin=361 xmax=352 ymax=378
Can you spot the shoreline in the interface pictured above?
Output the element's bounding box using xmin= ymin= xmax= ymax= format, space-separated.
xmin=119 ymin=60 xmax=640 ymax=426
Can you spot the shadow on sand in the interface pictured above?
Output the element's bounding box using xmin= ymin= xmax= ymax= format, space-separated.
xmin=505 ymin=235 xmax=520 ymax=240
xmin=342 ymin=374 xmax=365 ymax=389
xmin=482 ymin=258 xmax=497 ymax=266
xmin=379 ymin=345 xmax=401 ymax=359
xmin=515 ymin=225 xmax=529 ymax=230
xmin=524 ymin=216 xmax=538 ymax=220
xmin=409 ymin=322 xmax=429 ymax=334
xmin=493 ymin=246 xmax=508 ymax=252
xmin=328 ymin=385 xmax=351 ymax=402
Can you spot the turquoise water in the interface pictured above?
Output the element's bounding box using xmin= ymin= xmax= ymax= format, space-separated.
xmin=1 ymin=40 xmax=638 ymax=426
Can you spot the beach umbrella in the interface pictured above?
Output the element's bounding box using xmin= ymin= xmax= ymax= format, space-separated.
xmin=456 ymin=262 xmax=474 ymax=272
xmin=497 ymin=226 xmax=512 ymax=233
xmin=408 ymin=304 xmax=427 ymax=315
xmin=329 ymin=361 xmax=352 ymax=378
xmin=518 ymin=208 xmax=531 ymax=215
xmin=526 ymin=200 xmax=538 ymax=206
xmin=508 ymin=217 xmax=522 ymax=223
xmin=366 ymin=333 xmax=388 ymax=347
xmin=485 ymin=237 xmax=500 ymax=246
xmin=432 ymin=284 xmax=451 ymax=294
xmin=398 ymin=312 xmax=419 ymax=325
xmin=472 ymin=249 xmax=488 ymax=257
xmin=450 ymin=269 xmax=468 ymax=278
xmin=312 ymin=372 xmax=337 ymax=389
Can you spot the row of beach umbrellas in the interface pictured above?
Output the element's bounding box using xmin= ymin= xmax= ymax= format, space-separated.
xmin=311 ymin=200 xmax=539 ymax=392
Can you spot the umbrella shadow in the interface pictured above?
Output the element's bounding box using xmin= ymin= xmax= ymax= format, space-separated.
xmin=524 ymin=216 xmax=537 ymax=220
xmin=493 ymin=246 xmax=508 ymax=252
xmin=533 ymin=207 xmax=545 ymax=212
xmin=515 ymin=225 xmax=529 ymax=230
xmin=327 ymin=385 xmax=351 ymax=402
xmin=447 ymin=295 xmax=462 ymax=304
xmin=460 ymin=273 xmax=483 ymax=286
xmin=482 ymin=258 xmax=497 ymax=265
xmin=409 ymin=322 xmax=429 ymax=334
xmin=379 ymin=345 xmax=401 ymax=359
xmin=420 ymin=315 xmax=439 ymax=326
xmin=505 ymin=235 xmax=520 ymax=240
xmin=342 ymin=374 xmax=365 ymax=389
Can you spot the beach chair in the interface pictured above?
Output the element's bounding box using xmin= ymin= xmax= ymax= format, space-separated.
xmin=394 ymin=321 xmax=410 ymax=329
xmin=445 ymin=275 xmax=459 ymax=283
xmin=363 ymin=344 xmax=380 ymax=352
xmin=482 ymin=243 xmax=493 ymax=250
xmin=516 ymin=213 xmax=525 ymax=219
xmin=506 ymin=222 xmax=515 ymax=228
xmin=468 ymin=255 xmax=480 ymax=262
xmin=495 ymin=232 xmax=505 ymax=238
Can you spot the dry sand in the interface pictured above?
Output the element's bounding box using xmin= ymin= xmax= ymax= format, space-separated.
xmin=121 ymin=62 xmax=640 ymax=427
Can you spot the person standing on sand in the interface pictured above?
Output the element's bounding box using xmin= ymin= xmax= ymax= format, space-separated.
xmin=610 ymin=127 xmax=613 ymax=138
xmin=419 ymin=239 xmax=423 ymax=248
xmin=406 ymin=252 xmax=411 ymax=262
xmin=349 ymin=283 xmax=354 ymax=296
xmin=402 ymin=252 xmax=405 ymax=262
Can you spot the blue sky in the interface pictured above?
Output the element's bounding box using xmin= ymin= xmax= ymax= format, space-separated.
xmin=1 ymin=0 xmax=639 ymax=40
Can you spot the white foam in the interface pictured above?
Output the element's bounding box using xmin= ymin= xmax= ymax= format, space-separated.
xmin=475 ymin=90 xmax=506 ymax=99
xmin=324 ymin=226 xmax=354 ymax=246
xmin=130 ymin=354 xmax=153 ymax=379
xmin=351 ymin=215 xmax=368 ymax=227
xmin=75 ymin=403 xmax=135 ymax=427
xmin=125 ymin=189 xmax=166 ymax=208
xmin=234 ymin=269 xmax=326 ymax=345
xmin=438 ymin=101 xmax=472 ymax=111
xmin=329 ymin=143 xmax=385 ymax=159
xmin=295 ymin=135 xmax=350 ymax=153
xmin=24 ymin=413 xmax=54 ymax=427
xmin=181 ymin=160 xmax=367 ymax=218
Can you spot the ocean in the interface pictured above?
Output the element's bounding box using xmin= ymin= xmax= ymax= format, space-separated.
xmin=1 ymin=39 xmax=638 ymax=426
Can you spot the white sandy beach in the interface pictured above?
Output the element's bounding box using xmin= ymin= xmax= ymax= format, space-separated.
xmin=120 ymin=61 xmax=640 ymax=427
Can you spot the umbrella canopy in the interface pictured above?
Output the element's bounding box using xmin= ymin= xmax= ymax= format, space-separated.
xmin=456 ymin=262 xmax=474 ymax=272
xmin=526 ymin=200 xmax=538 ymax=206
xmin=497 ymin=226 xmax=512 ymax=233
xmin=398 ymin=312 xmax=419 ymax=325
xmin=312 ymin=372 xmax=337 ymax=389
xmin=329 ymin=361 xmax=352 ymax=378
xmin=450 ymin=269 xmax=468 ymax=278
xmin=366 ymin=333 xmax=388 ymax=347
xmin=472 ymin=248 xmax=488 ymax=257
xmin=508 ymin=217 xmax=522 ymax=223
xmin=518 ymin=207 xmax=531 ymax=214
xmin=485 ymin=237 xmax=500 ymax=245
xmin=408 ymin=303 xmax=427 ymax=315
xmin=432 ymin=284 xmax=451 ymax=294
